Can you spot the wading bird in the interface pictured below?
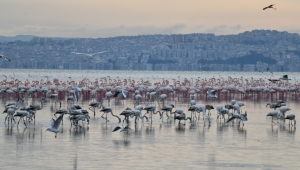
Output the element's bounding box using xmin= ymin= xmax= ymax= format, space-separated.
xmin=89 ymin=101 xmax=102 ymax=116
xmin=156 ymin=103 xmax=175 ymax=120
xmin=226 ymin=111 xmax=247 ymax=126
xmin=285 ymin=114 xmax=296 ymax=126
xmin=13 ymin=110 xmax=28 ymax=128
xmin=100 ymin=106 xmax=121 ymax=123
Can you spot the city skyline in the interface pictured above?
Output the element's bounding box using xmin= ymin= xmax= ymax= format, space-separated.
xmin=1 ymin=0 xmax=300 ymax=38
xmin=1 ymin=29 xmax=299 ymax=72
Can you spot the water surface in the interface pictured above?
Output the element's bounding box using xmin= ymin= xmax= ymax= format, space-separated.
xmin=0 ymin=70 xmax=299 ymax=170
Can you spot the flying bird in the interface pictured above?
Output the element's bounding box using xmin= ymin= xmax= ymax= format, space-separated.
xmin=263 ymin=4 xmax=276 ymax=10
xmin=0 ymin=54 xmax=11 ymax=61
xmin=112 ymin=126 xmax=132 ymax=134
xmin=71 ymin=50 xmax=109 ymax=59
xmin=114 ymin=89 xmax=128 ymax=98
xmin=207 ymin=90 xmax=218 ymax=98
xmin=71 ymin=86 xmax=80 ymax=103
xmin=279 ymin=75 xmax=291 ymax=81
xmin=46 ymin=113 xmax=64 ymax=138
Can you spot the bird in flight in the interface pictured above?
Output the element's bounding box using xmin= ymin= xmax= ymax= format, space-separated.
xmin=207 ymin=90 xmax=218 ymax=98
xmin=0 ymin=54 xmax=11 ymax=62
xmin=263 ymin=4 xmax=276 ymax=10
xmin=71 ymin=50 xmax=109 ymax=59
xmin=46 ymin=113 xmax=64 ymax=138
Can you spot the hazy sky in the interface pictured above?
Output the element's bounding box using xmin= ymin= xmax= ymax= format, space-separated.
xmin=0 ymin=0 xmax=299 ymax=38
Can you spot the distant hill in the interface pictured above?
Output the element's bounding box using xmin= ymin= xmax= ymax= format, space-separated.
xmin=288 ymin=50 xmax=300 ymax=57
xmin=0 ymin=35 xmax=34 ymax=42
xmin=198 ymin=51 xmax=276 ymax=65
xmin=148 ymin=59 xmax=177 ymax=64
xmin=0 ymin=35 xmax=71 ymax=42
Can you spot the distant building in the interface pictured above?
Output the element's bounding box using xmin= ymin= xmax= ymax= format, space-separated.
xmin=243 ymin=64 xmax=256 ymax=72
xmin=146 ymin=64 xmax=153 ymax=71
xmin=172 ymin=34 xmax=187 ymax=43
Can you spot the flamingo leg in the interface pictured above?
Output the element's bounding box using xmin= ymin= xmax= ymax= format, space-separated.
xmin=23 ymin=118 xmax=27 ymax=128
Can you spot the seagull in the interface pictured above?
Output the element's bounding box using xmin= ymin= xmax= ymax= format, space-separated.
xmin=114 ymin=89 xmax=128 ymax=98
xmin=263 ymin=4 xmax=276 ymax=10
xmin=112 ymin=126 xmax=132 ymax=134
xmin=71 ymin=86 xmax=80 ymax=103
xmin=71 ymin=50 xmax=109 ymax=59
xmin=46 ymin=113 xmax=64 ymax=138
xmin=279 ymin=75 xmax=291 ymax=81
xmin=0 ymin=54 xmax=11 ymax=61
xmin=207 ymin=90 xmax=218 ymax=98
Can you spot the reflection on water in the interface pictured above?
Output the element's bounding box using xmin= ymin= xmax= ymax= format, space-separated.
xmin=0 ymin=97 xmax=299 ymax=169
xmin=113 ymin=139 xmax=131 ymax=148
xmin=0 ymin=70 xmax=300 ymax=169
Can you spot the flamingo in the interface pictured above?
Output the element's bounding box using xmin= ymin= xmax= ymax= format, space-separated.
xmin=120 ymin=107 xmax=134 ymax=125
xmin=89 ymin=101 xmax=102 ymax=116
xmin=143 ymin=104 xmax=156 ymax=123
xmin=267 ymin=110 xmax=280 ymax=124
xmin=285 ymin=114 xmax=296 ymax=126
xmin=174 ymin=112 xmax=191 ymax=124
xmin=70 ymin=114 xmax=90 ymax=127
xmin=226 ymin=111 xmax=247 ymax=126
xmin=195 ymin=104 xmax=211 ymax=123
xmin=205 ymin=105 xmax=214 ymax=116
xmin=189 ymin=94 xmax=196 ymax=106
xmin=156 ymin=103 xmax=175 ymax=121
xmin=13 ymin=110 xmax=29 ymax=128
xmin=132 ymin=107 xmax=148 ymax=124
xmin=100 ymin=106 xmax=121 ymax=123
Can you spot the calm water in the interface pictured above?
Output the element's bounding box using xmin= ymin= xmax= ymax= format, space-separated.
xmin=0 ymin=69 xmax=299 ymax=170
xmin=1 ymin=69 xmax=300 ymax=82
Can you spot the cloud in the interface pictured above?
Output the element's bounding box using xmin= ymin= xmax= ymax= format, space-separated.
xmin=0 ymin=24 xmax=254 ymax=38
xmin=96 ymin=24 xmax=186 ymax=37
xmin=207 ymin=25 xmax=227 ymax=33
xmin=230 ymin=25 xmax=241 ymax=30
xmin=206 ymin=24 xmax=242 ymax=34
xmin=0 ymin=24 xmax=188 ymax=38
xmin=193 ymin=25 xmax=204 ymax=29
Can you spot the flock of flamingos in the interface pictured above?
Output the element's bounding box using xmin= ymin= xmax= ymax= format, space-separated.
xmin=0 ymin=74 xmax=298 ymax=138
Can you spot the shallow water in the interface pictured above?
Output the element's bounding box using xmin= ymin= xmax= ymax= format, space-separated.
xmin=0 ymin=70 xmax=299 ymax=170
xmin=1 ymin=69 xmax=300 ymax=82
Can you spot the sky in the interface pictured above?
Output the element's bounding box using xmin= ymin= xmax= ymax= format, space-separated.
xmin=0 ymin=0 xmax=299 ymax=38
